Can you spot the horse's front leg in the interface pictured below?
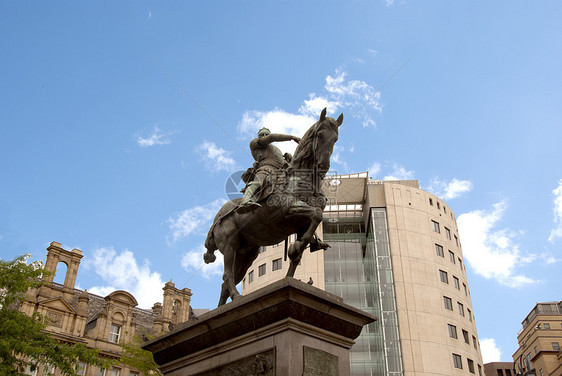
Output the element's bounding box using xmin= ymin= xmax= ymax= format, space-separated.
xmin=286 ymin=207 xmax=323 ymax=278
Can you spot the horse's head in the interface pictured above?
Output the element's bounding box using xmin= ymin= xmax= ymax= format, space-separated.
xmin=290 ymin=108 xmax=343 ymax=179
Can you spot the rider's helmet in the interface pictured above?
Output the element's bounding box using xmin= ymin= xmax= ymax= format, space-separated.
xmin=257 ymin=127 xmax=271 ymax=137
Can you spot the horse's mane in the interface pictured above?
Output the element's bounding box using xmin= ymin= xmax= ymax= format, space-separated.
xmin=288 ymin=121 xmax=319 ymax=170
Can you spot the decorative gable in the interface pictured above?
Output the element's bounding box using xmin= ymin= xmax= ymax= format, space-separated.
xmin=106 ymin=290 xmax=138 ymax=307
xmin=38 ymin=296 xmax=77 ymax=315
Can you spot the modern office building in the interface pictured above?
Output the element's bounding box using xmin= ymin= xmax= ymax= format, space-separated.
xmin=241 ymin=173 xmax=484 ymax=376
xmin=513 ymin=301 xmax=562 ymax=376
xmin=18 ymin=242 xmax=194 ymax=376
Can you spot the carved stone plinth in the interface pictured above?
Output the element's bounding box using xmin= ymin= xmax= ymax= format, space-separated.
xmin=143 ymin=278 xmax=375 ymax=376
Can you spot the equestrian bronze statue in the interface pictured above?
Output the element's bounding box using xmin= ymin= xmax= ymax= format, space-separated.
xmin=204 ymin=108 xmax=343 ymax=306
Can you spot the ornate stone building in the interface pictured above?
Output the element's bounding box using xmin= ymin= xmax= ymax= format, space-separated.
xmin=19 ymin=241 xmax=193 ymax=376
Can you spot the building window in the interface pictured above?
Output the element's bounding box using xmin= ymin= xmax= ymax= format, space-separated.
xmin=497 ymin=370 xmax=504 ymax=376
xmin=437 ymin=202 xmax=441 ymax=209
xmin=448 ymin=324 xmax=458 ymax=339
xmin=552 ymin=342 xmax=560 ymax=351
xmin=76 ymin=362 xmax=86 ymax=376
xmin=544 ymin=323 xmax=551 ymax=329
xmin=458 ymin=302 xmax=465 ymax=316
xmin=467 ymin=359 xmax=475 ymax=374
xmin=463 ymin=283 xmax=468 ymax=295
xmin=109 ymin=324 xmax=121 ymax=343
xmin=248 ymin=270 xmax=254 ymax=283
xmin=97 ymin=368 xmax=106 ymax=376
xmin=432 ymin=220 xmax=440 ymax=233
xmin=540 ymin=369 xmax=544 ymax=376
xmin=524 ymin=353 xmax=532 ymax=371
xmin=429 ymin=198 xmax=433 ymax=206
xmin=440 ymin=270 xmax=449 ymax=284
xmin=24 ymin=364 xmax=38 ymax=376
xmin=506 ymin=369 xmax=512 ymax=376
xmin=453 ymin=354 xmax=463 ymax=369
xmin=444 ymin=296 xmax=453 ymax=310
xmin=478 ymin=365 xmax=483 ymax=376
xmin=259 ymin=246 xmax=266 ymax=253
xmin=258 ymin=263 xmax=266 ymax=277
xmin=468 ymin=308 xmax=472 ymax=322
xmin=449 ymin=250 xmax=455 ymax=263
xmin=454 ymin=235 xmax=459 ymax=246
xmin=461 ymin=329 xmax=469 ymax=344
xmin=473 ymin=335 xmax=477 ymax=349
xmin=109 ymin=369 xmax=120 ymax=376
xmin=445 ymin=227 xmax=451 ymax=239
xmin=436 ymin=244 xmax=444 ymax=257
xmin=534 ymin=346 xmax=538 ymax=354
xmin=444 ymin=206 xmax=447 ymax=214
xmin=272 ymin=258 xmax=282 ymax=271
xmin=129 ymin=373 xmax=139 ymax=376
xmin=453 ymin=276 xmax=460 ymax=290
xmin=458 ymin=258 xmax=463 ymax=269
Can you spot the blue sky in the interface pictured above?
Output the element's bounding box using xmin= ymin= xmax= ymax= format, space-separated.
xmin=1 ymin=1 xmax=562 ymax=363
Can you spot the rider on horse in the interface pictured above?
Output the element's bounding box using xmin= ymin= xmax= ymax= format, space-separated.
xmin=236 ymin=127 xmax=300 ymax=214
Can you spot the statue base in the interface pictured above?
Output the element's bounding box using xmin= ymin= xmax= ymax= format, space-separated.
xmin=143 ymin=278 xmax=376 ymax=376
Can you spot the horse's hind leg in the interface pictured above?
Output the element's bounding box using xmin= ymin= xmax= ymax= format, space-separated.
xmin=222 ymin=243 xmax=242 ymax=303
xmin=218 ymin=282 xmax=229 ymax=306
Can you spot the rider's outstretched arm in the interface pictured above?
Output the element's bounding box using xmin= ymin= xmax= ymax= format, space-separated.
xmin=258 ymin=134 xmax=300 ymax=145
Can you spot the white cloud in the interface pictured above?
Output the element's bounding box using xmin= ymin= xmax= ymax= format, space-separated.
xmin=85 ymin=247 xmax=165 ymax=309
xmin=197 ymin=141 xmax=237 ymax=172
xmin=480 ymin=338 xmax=502 ymax=363
xmin=181 ymin=245 xmax=224 ymax=280
xmin=168 ymin=199 xmax=226 ymax=243
xmin=368 ymin=162 xmax=381 ymax=177
xmin=548 ymin=179 xmax=562 ymax=242
xmin=238 ymin=109 xmax=314 ymax=155
xmin=457 ymin=200 xmax=537 ymax=288
xmin=383 ymin=164 xmax=414 ymax=181
xmin=331 ymin=145 xmax=348 ymax=171
xmin=238 ymin=70 xmax=382 ymax=155
xmin=543 ymin=253 xmax=561 ymax=264
xmin=137 ymin=126 xmax=175 ymax=147
xmin=427 ymin=178 xmax=473 ymax=200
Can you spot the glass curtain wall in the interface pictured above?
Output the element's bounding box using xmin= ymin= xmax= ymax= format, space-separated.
xmin=369 ymin=208 xmax=404 ymax=376
xmin=323 ymin=208 xmax=404 ymax=376
xmin=324 ymin=216 xmax=384 ymax=376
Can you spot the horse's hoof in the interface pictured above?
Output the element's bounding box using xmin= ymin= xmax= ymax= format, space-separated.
xmin=203 ymin=252 xmax=216 ymax=264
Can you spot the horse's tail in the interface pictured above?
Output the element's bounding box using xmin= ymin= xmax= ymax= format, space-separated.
xmin=203 ymin=199 xmax=239 ymax=264
xmin=204 ymin=225 xmax=217 ymax=264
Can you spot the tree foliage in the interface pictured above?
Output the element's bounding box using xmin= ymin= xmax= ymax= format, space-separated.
xmin=0 ymin=254 xmax=112 ymax=376
xmin=120 ymin=333 xmax=162 ymax=376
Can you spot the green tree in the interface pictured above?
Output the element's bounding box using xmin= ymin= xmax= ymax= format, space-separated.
xmin=0 ymin=254 xmax=112 ymax=376
xmin=120 ymin=332 xmax=162 ymax=376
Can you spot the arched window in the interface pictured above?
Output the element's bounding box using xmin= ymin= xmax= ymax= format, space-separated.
xmin=53 ymin=261 xmax=68 ymax=286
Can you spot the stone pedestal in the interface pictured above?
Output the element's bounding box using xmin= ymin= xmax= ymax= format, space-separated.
xmin=143 ymin=278 xmax=375 ymax=376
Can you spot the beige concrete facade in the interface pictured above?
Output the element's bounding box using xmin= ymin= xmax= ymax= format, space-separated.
xmin=241 ymin=173 xmax=484 ymax=376
xmin=513 ymin=302 xmax=562 ymax=376
xmin=19 ymin=242 xmax=193 ymax=376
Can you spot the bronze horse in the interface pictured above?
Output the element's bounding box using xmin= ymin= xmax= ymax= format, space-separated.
xmin=204 ymin=108 xmax=343 ymax=306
